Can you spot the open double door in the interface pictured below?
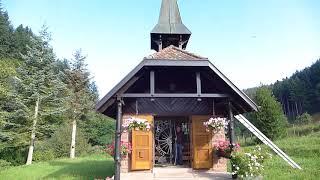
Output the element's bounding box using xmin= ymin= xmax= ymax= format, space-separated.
xmin=130 ymin=115 xmax=212 ymax=170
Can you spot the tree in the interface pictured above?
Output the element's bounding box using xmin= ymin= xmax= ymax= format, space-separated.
xmin=271 ymin=59 xmax=320 ymax=117
xmin=19 ymin=26 xmax=67 ymax=165
xmin=251 ymin=86 xmax=287 ymax=140
xmin=83 ymin=112 xmax=115 ymax=146
xmin=65 ymin=50 xmax=94 ymax=159
xmin=0 ymin=2 xmax=14 ymax=58
xmin=13 ymin=24 xmax=34 ymax=58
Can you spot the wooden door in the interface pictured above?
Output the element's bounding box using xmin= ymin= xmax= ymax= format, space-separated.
xmin=191 ymin=116 xmax=212 ymax=169
xmin=131 ymin=115 xmax=153 ymax=170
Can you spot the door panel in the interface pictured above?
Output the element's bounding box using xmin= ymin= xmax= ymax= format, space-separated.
xmin=131 ymin=115 xmax=153 ymax=170
xmin=192 ymin=116 xmax=212 ymax=169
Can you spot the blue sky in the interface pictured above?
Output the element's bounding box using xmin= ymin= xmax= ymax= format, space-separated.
xmin=3 ymin=0 xmax=320 ymax=97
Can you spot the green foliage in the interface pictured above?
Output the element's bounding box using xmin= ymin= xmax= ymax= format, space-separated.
xmin=39 ymin=124 xmax=90 ymax=158
xmin=82 ymin=112 xmax=115 ymax=146
xmin=33 ymin=149 xmax=55 ymax=162
xmin=251 ymin=86 xmax=287 ymax=140
xmin=0 ymin=159 xmax=12 ymax=171
xmin=294 ymin=112 xmax=312 ymax=125
xmin=231 ymin=146 xmax=271 ymax=178
xmin=272 ymin=60 xmax=320 ymax=119
xmin=65 ymin=50 xmax=96 ymax=121
xmin=241 ymin=132 xmax=320 ymax=179
xmin=0 ymin=146 xmax=27 ymax=165
xmin=287 ymin=122 xmax=320 ymax=137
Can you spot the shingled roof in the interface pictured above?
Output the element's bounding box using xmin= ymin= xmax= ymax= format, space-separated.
xmin=145 ymin=45 xmax=208 ymax=60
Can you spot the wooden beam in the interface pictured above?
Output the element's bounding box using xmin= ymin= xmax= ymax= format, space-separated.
xmin=150 ymin=70 xmax=155 ymax=95
xmin=212 ymin=99 xmax=215 ymax=116
xmin=121 ymin=93 xmax=228 ymax=98
xmin=196 ymin=72 xmax=201 ymax=96
xmin=114 ymin=99 xmax=122 ymax=180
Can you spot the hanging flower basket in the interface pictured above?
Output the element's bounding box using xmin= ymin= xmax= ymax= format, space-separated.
xmin=122 ymin=117 xmax=151 ymax=132
xmin=214 ymin=140 xmax=240 ymax=159
xmin=203 ymin=117 xmax=228 ymax=133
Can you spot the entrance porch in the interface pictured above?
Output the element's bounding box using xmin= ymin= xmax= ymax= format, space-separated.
xmin=121 ymin=167 xmax=232 ymax=180
xmin=120 ymin=115 xmax=228 ymax=173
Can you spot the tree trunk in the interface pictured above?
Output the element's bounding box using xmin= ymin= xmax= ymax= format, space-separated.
xmin=286 ymin=98 xmax=290 ymax=118
xmin=70 ymin=119 xmax=77 ymax=159
xmin=295 ymin=101 xmax=299 ymax=116
xmin=26 ymin=96 xmax=40 ymax=165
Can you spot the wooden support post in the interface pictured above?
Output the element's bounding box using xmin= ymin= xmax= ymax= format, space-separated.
xmin=228 ymin=100 xmax=237 ymax=179
xmin=228 ymin=100 xmax=235 ymax=147
xmin=196 ymin=72 xmax=201 ymax=96
xmin=179 ymin=35 xmax=183 ymax=49
xmin=114 ymin=98 xmax=122 ymax=180
xmin=159 ymin=35 xmax=163 ymax=51
xmin=150 ymin=70 xmax=155 ymax=96
xmin=212 ymin=99 xmax=216 ymax=116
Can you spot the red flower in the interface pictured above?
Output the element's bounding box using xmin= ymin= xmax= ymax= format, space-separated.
xmin=106 ymin=141 xmax=132 ymax=157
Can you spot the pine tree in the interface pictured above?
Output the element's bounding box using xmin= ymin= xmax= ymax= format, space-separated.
xmin=65 ymin=50 xmax=94 ymax=159
xmin=0 ymin=2 xmax=14 ymax=58
xmin=252 ymin=86 xmax=287 ymax=140
xmin=19 ymin=26 xmax=67 ymax=165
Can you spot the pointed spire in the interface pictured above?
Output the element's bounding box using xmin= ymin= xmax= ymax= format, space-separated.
xmin=151 ymin=0 xmax=191 ymax=52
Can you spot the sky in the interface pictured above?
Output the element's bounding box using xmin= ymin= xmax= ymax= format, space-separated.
xmin=3 ymin=0 xmax=320 ymax=98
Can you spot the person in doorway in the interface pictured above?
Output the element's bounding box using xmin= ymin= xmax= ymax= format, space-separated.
xmin=175 ymin=126 xmax=183 ymax=165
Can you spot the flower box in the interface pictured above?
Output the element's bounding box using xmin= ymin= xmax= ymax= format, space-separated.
xmin=106 ymin=141 xmax=132 ymax=158
xmin=122 ymin=117 xmax=151 ymax=132
xmin=214 ymin=140 xmax=240 ymax=159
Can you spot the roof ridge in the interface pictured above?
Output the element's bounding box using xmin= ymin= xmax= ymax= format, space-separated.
xmin=170 ymin=45 xmax=208 ymax=60
xmin=144 ymin=45 xmax=208 ymax=60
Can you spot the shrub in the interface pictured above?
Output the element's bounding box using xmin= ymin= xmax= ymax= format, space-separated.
xmin=35 ymin=124 xmax=90 ymax=158
xmin=295 ymin=113 xmax=312 ymax=125
xmin=0 ymin=159 xmax=12 ymax=171
xmin=0 ymin=146 xmax=27 ymax=166
xmin=82 ymin=113 xmax=115 ymax=146
xmin=251 ymin=86 xmax=287 ymax=140
xmin=33 ymin=149 xmax=55 ymax=162
xmin=231 ymin=146 xmax=272 ymax=179
xmin=51 ymin=124 xmax=90 ymax=158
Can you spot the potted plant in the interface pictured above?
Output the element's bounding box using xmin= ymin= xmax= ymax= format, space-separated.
xmin=106 ymin=141 xmax=132 ymax=158
xmin=214 ymin=140 xmax=240 ymax=159
xmin=122 ymin=117 xmax=151 ymax=132
xmin=203 ymin=117 xmax=228 ymax=133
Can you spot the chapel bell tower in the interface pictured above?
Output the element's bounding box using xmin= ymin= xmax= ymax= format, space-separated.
xmin=151 ymin=0 xmax=192 ymax=52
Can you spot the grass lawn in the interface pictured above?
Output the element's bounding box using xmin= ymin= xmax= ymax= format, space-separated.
xmin=0 ymin=154 xmax=114 ymax=180
xmin=243 ymin=131 xmax=320 ymax=180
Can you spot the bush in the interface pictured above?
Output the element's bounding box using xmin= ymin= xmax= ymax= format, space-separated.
xmin=35 ymin=124 xmax=90 ymax=159
xmin=0 ymin=146 xmax=27 ymax=166
xmin=0 ymin=159 xmax=12 ymax=171
xmin=231 ymin=146 xmax=272 ymax=179
xmin=295 ymin=113 xmax=312 ymax=125
xmin=82 ymin=113 xmax=115 ymax=146
xmin=33 ymin=149 xmax=55 ymax=162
